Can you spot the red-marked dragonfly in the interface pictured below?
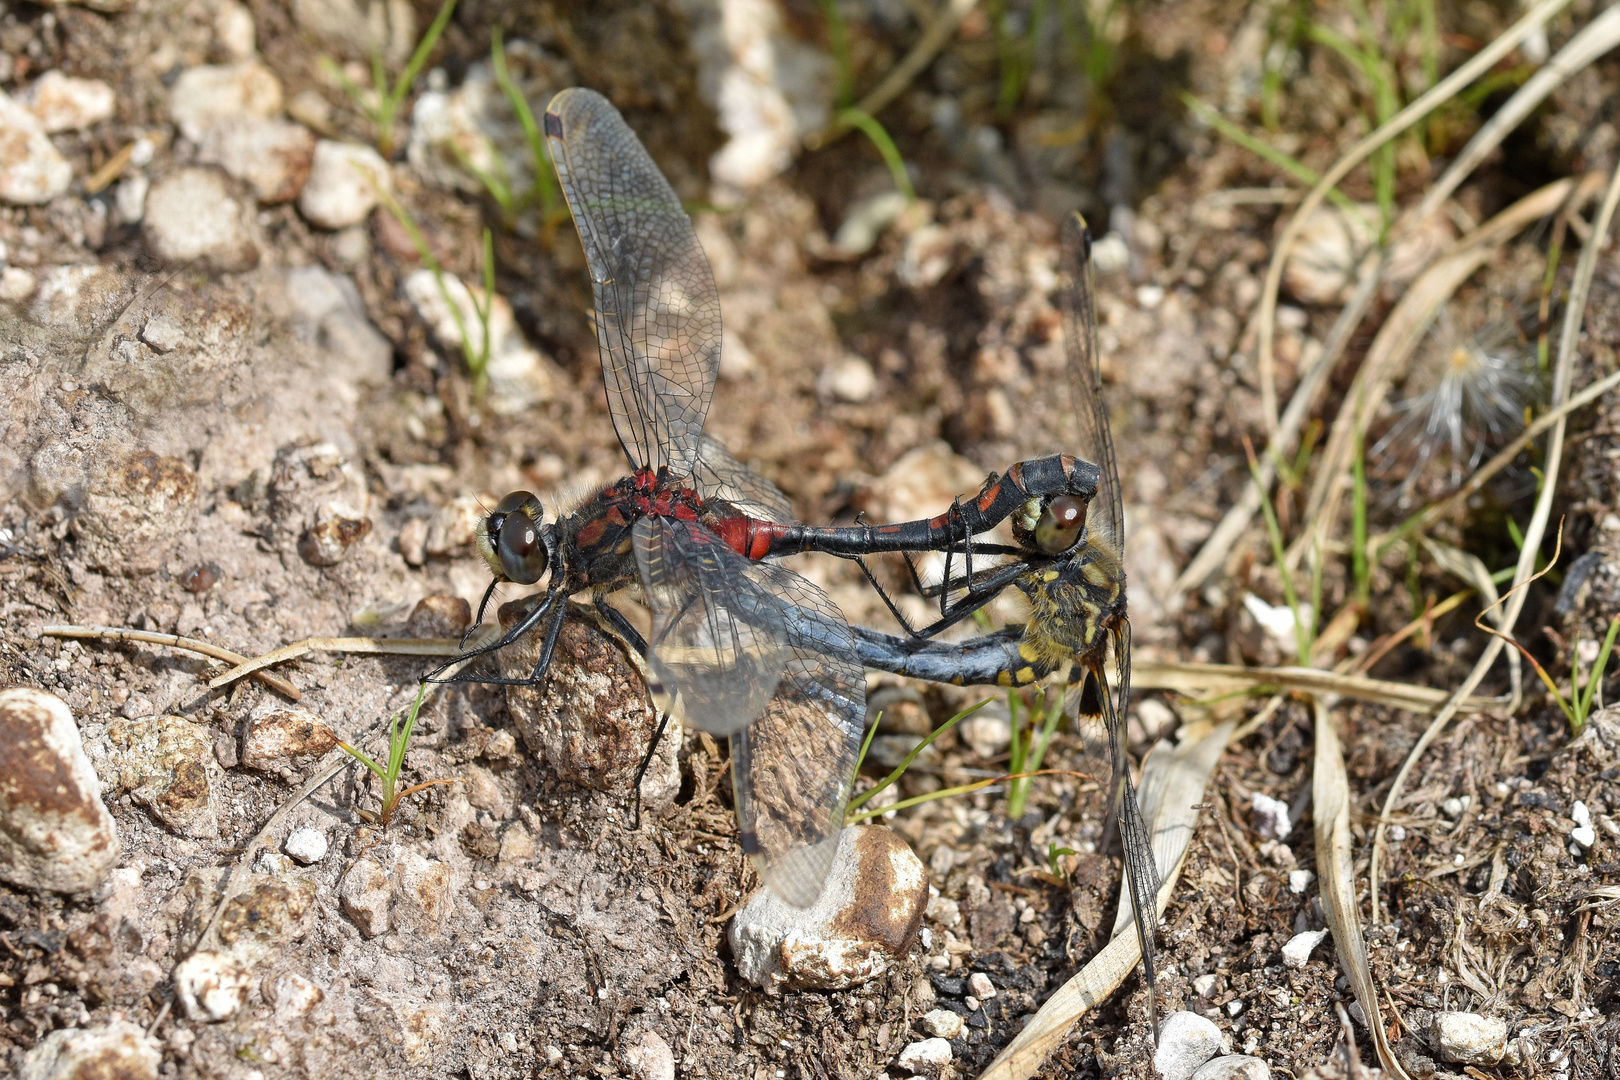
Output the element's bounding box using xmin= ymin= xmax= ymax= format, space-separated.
xmin=844 ymin=213 xmax=1163 ymax=1037
xmin=436 ymin=90 xmax=1106 ymax=907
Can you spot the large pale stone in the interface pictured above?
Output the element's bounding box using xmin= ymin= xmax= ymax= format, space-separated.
xmin=0 ymin=689 xmax=120 ymax=894
xmin=729 ymin=826 xmax=928 ymax=992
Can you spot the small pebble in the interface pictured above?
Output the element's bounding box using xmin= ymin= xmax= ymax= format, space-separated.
xmin=1192 ymin=974 xmax=1218 ymax=998
xmin=819 ymin=354 xmax=876 ymax=403
xmin=1441 ymin=795 xmax=1469 ymax=818
xmin=897 ymin=1038 xmax=952 ymax=1074
xmin=17 ymin=1022 xmax=161 ymax=1080
xmin=964 ymin=995 xmax=980 ymax=1012
xmin=968 ymin=971 xmax=996 ymax=999
xmin=1225 ymin=1000 xmax=1244 ymax=1017
xmin=1287 ymin=869 xmax=1315 ymax=894
xmin=1154 ymin=1012 xmax=1225 ymax=1080
xmin=1573 ymin=801 xmax=1592 ymax=828
xmin=283 ymin=827 xmax=328 ymax=865
xmin=920 ymin=1008 xmax=962 ymax=1039
xmin=1281 ymin=929 xmax=1328 ymax=969
xmin=1433 ymin=1012 xmax=1507 ymax=1065
xmin=173 ymin=951 xmax=252 ymax=1022
xmin=0 ymin=91 xmax=72 ymax=204
xmin=1388 ymin=824 xmax=1406 ymax=842
xmin=618 ymin=1029 xmax=675 ymax=1080
xmin=1250 ymin=793 xmax=1291 ymax=840
xmin=23 ymin=71 xmax=116 ymax=133
xmin=1191 ymin=1055 xmax=1271 ymax=1080
xmin=299 ymin=140 xmax=390 ymax=229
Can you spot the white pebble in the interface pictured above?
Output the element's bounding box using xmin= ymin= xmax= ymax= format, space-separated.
xmin=0 ymin=92 xmax=71 ymax=204
xmin=1250 ymin=792 xmax=1291 ymax=840
xmin=1192 ymin=974 xmax=1218 ymax=998
xmin=1571 ymin=825 xmax=1595 ymax=850
xmin=1191 ymin=1055 xmax=1272 ymax=1080
xmin=1572 ymin=801 xmax=1592 ymax=828
xmin=1433 ymin=1012 xmax=1507 ymax=1065
xmin=968 ymin=971 xmax=996 ymax=999
xmin=1153 ymin=1012 xmax=1226 ymax=1080
xmin=920 ymin=1008 xmax=962 ymax=1039
xmin=173 ymin=951 xmax=252 ymax=1022
xmin=283 ymin=826 xmax=328 ymax=865
xmin=299 ymin=140 xmax=390 ymax=229
xmin=1135 ymin=284 xmax=1165 ymax=309
xmin=0 ymin=266 xmax=35 ymax=301
xmin=1280 ymin=929 xmax=1328 ymax=969
xmin=1441 ymin=796 xmax=1465 ymax=818
xmin=1287 ymin=869 xmax=1315 ymax=894
xmin=618 ymin=1029 xmax=674 ymax=1080
xmin=897 ymin=1038 xmax=952 ymax=1074
xmin=1225 ymin=999 xmax=1244 ymax=1017
xmin=23 ymin=71 xmax=116 ymax=133
xmin=819 ymin=354 xmax=876 ymax=403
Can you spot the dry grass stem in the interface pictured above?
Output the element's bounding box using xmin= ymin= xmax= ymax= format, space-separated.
xmin=1131 ymin=659 xmax=1493 ymax=714
xmin=1370 ymin=158 xmax=1620 ymax=921
xmin=206 ymin=636 xmax=464 ymax=690
xmin=1313 ymin=697 xmax=1412 ymax=1080
xmin=43 ymin=623 xmax=302 ymax=700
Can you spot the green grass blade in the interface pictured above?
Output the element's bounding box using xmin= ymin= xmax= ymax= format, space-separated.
xmin=1181 ymin=95 xmax=1365 ymax=219
xmin=846 ymin=698 xmax=990 ymax=817
xmin=836 ymin=107 xmax=916 ymax=201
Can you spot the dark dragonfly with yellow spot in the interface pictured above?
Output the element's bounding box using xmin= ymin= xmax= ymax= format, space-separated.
xmin=431 ymin=88 xmax=1106 ymax=910
xmin=845 ymin=212 xmax=1163 ymax=1037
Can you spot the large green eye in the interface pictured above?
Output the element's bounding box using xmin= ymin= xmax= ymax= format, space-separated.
xmin=1034 ymin=495 xmax=1086 ymax=555
xmin=478 ymin=491 xmax=548 ymax=584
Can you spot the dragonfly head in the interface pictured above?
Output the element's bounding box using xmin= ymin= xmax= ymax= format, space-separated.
xmin=1014 ymin=493 xmax=1088 ymax=556
xmin=479 ymin=491 xmax=552 ymax=585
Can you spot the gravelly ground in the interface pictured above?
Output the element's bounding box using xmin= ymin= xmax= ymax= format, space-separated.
xmin=2 ymin=0 xmax=1619 ymax=1077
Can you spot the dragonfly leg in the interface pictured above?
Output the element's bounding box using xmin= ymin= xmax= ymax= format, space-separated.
xmin=463 ymin=578 xmax=500 ymax=649
xmin=422 ymin=586 xmax=564 ymax=685
xmin=630 ymin=710 xmax=673 ymax=830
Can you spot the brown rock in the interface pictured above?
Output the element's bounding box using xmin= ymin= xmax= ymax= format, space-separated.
xmin=340 ymin=856 xmax=390 ymax=938
xmin=17 ymin=1020 xmax=160 ymax=1080
xmin=87 ymin=714 xmax=220 ymax=839
xmin=239 ymin=702 xmax=339 ymax=777
xmin=297 ymin=514 xmax=372 ymax=566
xmin=498 ymin=598 xmax=681 ymax=812
xmin=0 ymin=688 xmax=120 ymax=894
xmin=73 ymin=452 xmax=198 ymax=575
xmin=405 ymin=594 xmax=471 ymax=639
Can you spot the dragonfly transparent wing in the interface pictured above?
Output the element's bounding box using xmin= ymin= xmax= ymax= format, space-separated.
xmin=1059 ymin=211 xmax=1124 ymax=546
xmin=546 ymin=87 xmax=720 ymax=477
xmin=692 ymin=434 xmax=794 ymax=523
xmin=634 ymin=517 xmax=864 ymax=906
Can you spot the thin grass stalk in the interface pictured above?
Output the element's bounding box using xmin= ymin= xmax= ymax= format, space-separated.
xmin=1181 ymin=95 xmax=1365 ymax=217
xmin=807 ymin=0 xmax=982 ymax=147
xmin=837 ymin=108 xmax=917 ymax=200
xmin=1407 ymin=6 xmax=1620 ymax=231
xmin=1370 ymin=157 xmax=1620 ymax=922
xmin=1172 ymin=248 xmax=1386 ymax=597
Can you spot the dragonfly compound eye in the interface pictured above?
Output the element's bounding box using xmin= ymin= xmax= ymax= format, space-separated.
xmin=482 ymin=491 xmax=548 ymax=584
xmin=1034 ymin=494 xmax=1087 ymax=554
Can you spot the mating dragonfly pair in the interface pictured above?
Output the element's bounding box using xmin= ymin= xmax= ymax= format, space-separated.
xmin=429 ymin=88 xmax=1160 ymax=1026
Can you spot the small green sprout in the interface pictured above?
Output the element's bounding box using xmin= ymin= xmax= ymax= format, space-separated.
xmin=339 ymin=684 xmax=458 ymax=828
xmin=319 ymin=0 xmax=460 ymax=158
